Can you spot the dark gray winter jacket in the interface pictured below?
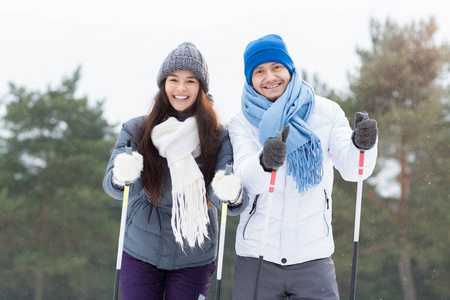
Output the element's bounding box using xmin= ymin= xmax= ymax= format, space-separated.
xmin=103 ymin=116 xmax=247 ymax=270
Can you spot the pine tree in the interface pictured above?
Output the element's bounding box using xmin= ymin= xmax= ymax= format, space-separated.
xmin=0 ymin=67 xmax=119 ymax=299
xmin=334 ymin=18 xmax=450 ymax=300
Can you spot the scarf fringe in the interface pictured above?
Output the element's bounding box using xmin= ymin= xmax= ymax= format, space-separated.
xmin=287 ymin=139 xmax=324 ymax=193
xmin=171 ymin=178 xmax=210 ymax=251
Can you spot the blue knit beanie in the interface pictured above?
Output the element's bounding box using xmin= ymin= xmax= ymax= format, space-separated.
xmin=244 ymin=34 xmax=295 ymax=85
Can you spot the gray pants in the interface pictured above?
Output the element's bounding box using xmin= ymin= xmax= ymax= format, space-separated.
xmin=232 ymin=256 xmax=339 ymax=300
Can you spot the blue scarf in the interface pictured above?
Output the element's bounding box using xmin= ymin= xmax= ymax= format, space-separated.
xmin=242 ymin=71 xmax=323 ymax=193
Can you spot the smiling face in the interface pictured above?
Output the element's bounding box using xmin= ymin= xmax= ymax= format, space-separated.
xmin=165 ymin=70 xmax=200 ymax=114
xmin=251 ymin=62 xmax=291 ymax=102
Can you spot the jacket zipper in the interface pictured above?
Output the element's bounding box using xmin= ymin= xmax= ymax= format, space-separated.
xmin=323 ymin=190 xmax=330 ymax=236
xmin=243 ymin=195 xmax=259 ymax=240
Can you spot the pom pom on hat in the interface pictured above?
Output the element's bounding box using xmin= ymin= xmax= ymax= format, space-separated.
xmin=243 ymin=34 xmax=295 ymax=85
xmin=157 ymin=42 xmax=210 ymax=93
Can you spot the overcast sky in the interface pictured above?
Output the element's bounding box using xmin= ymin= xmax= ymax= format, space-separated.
xmin=1 ymin=0 xmax=449 ymax=126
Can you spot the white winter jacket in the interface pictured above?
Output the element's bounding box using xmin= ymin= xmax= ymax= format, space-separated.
xmin=228 ymin=95 xmax=378 ymax=266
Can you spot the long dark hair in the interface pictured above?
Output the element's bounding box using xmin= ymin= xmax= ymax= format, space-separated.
xmin=136 ymin=80 xmax=220 ymax=206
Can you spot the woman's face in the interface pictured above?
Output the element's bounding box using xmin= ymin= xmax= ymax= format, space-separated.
xmin=165 ymin=70 xmax=200 ymax=114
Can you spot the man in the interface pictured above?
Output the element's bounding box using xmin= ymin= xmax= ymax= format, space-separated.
xmin=228 ymin=34 xmax=378 ymax=300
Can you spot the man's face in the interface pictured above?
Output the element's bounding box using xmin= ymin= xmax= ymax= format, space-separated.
xmin=251 ymin=62 xmax=291 ymax=102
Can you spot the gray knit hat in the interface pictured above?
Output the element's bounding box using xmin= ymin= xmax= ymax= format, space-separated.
xmin=157 ymin=42 xmax=210 ymax=93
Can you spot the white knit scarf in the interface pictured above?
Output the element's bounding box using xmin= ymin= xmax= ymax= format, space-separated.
xmin=151 ymin=116 xmax=210 ymax=249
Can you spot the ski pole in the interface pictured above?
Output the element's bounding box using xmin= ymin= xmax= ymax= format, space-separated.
xmin=350 ymin=112 xmax=368 ymax=300
xmin=253 ymin=130 xmax=282 ymax=300
xmin=113 ymin=140 xmax=132 ymax=300
xmin=215 ymin=163 xmax=233 ymax=300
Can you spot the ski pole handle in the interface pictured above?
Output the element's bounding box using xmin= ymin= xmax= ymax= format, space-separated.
xmin=125 ymin=140 xmax=132 ymax=155
xmin=216 ymin=163 xmax=233 ymax=300
xmin=355 ymin=112 xmax=368 ymax=155
xmin=271 ymin=129 xmax=283 ymax=172
xmin=224 ymin=163 xmax=232 ymax=176
xmin=362 ymin=111 xmax=368 ymax=121
xmin=123 ymin=140 xmax=133 ymax=184
xmin=275 ymin=130 xmax=282 ymax=140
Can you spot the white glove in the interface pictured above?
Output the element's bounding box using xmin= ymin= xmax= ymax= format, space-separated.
xmin=211 ymin=170 xmax=243 ymax=205
xmin=112 ymin=151 xmax=143 ymax=186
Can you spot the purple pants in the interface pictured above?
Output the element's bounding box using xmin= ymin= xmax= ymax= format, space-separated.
xmin=120 ymin=251 xmax=216 ymax=300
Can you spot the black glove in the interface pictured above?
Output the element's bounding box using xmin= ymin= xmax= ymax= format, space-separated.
xmin=352 ymin=112 xmax=378 ymax=150
xmin=261 ymin=125 xmax=290 ymax=171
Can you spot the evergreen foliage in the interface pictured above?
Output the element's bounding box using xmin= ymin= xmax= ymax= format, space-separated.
xmin=333 ymin=17 xmax=450 ymax=300
xmin=0 ymin=67 xmax=118 ymax=299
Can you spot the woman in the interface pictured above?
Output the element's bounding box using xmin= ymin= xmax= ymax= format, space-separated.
xmin=103 ymin=42 xmax=246 ymax=299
